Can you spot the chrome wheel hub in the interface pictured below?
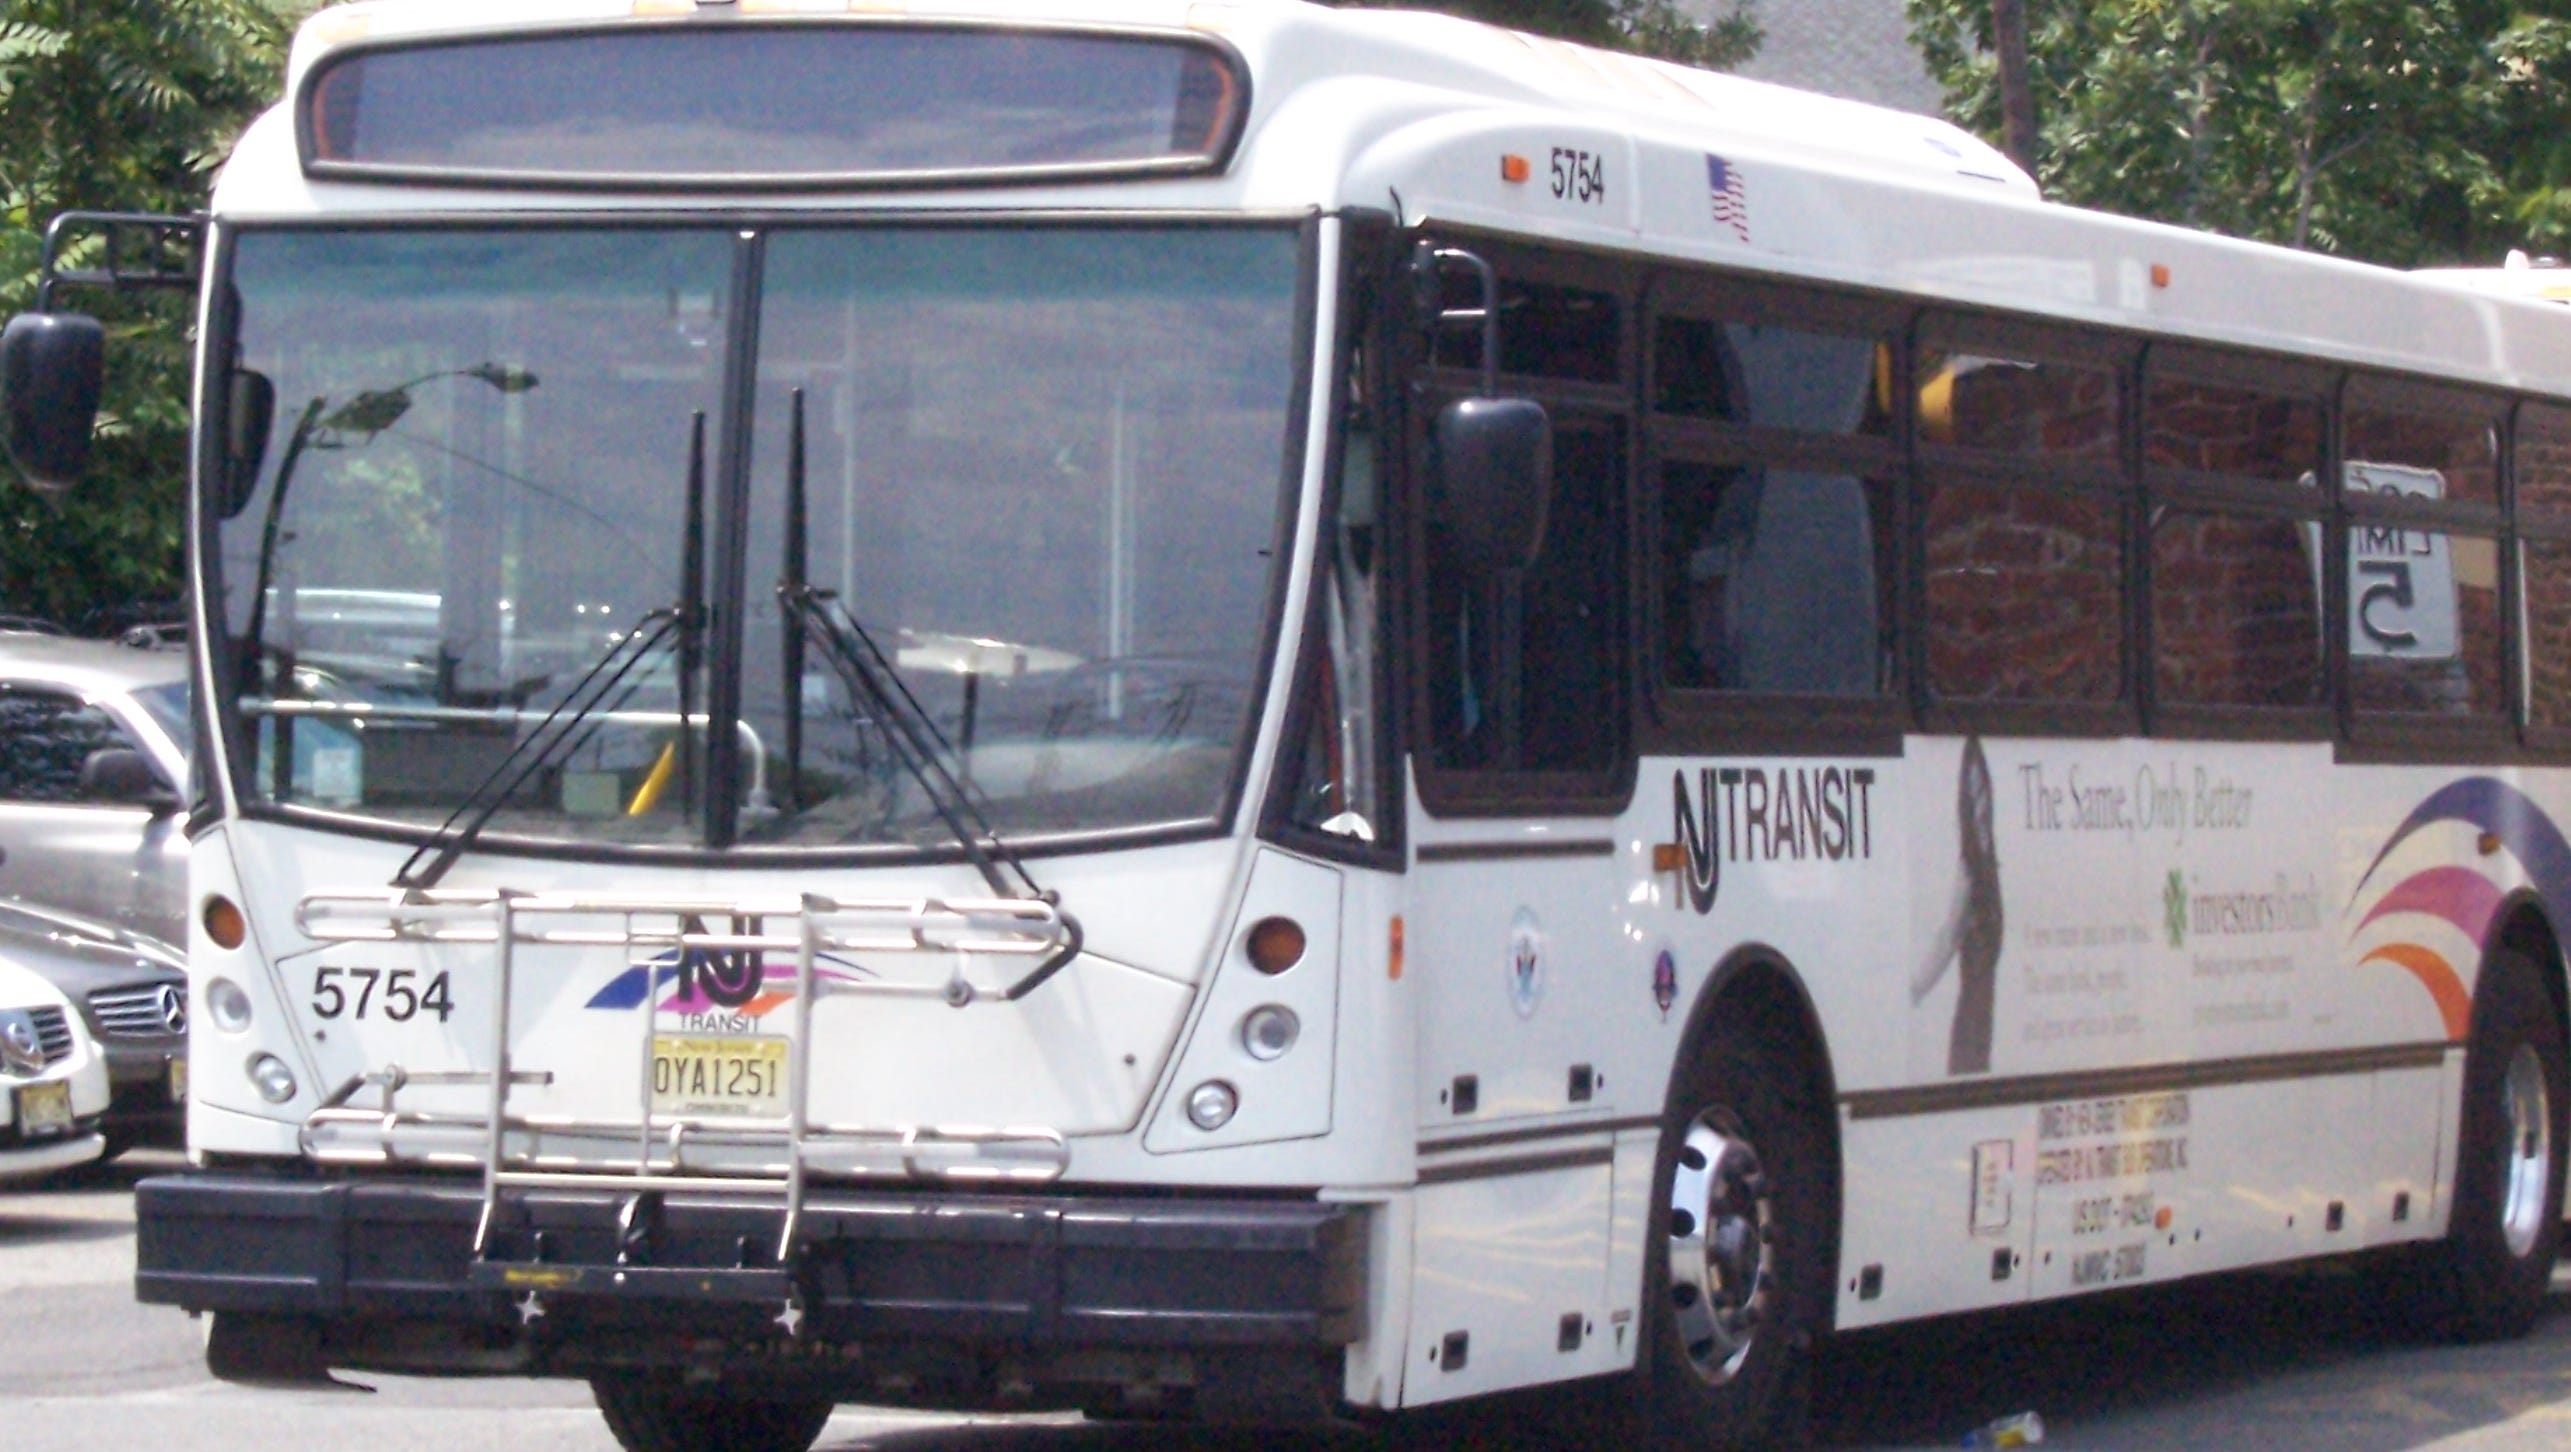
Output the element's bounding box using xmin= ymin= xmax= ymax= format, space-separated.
xmin=2499 ymin=1043 xmax=2552 ymax=1259
xmin=1665 ymin=1107 xmax=1773 ymax=1385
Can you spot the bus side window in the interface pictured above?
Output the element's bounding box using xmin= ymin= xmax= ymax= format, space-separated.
xmin=1655 ymin=315 xmax=1895 ymax=698
xmin=2139 ymin=366 xmax=2326 ymax=713
xmin=1916 ymin=334 xmax=2127 ymax=708
xmin=2519 ymin=404 xmax=2571 ymax=737
xmin=1282 ymin=340 xmax=1388 ymax=846
xmin=1424 ymin=419 xmax=1628 ymax=775
xmin=2343 ymin=381 xmax=2506 ymax=719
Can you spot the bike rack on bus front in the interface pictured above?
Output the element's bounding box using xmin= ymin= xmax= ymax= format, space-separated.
xmin=292 ymin=887 xmax=1079 ymax=1271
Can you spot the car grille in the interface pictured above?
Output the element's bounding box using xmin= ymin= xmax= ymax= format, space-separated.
xmin=29 ymin=1005 xmax=72 ymax=1063
xmin=88 ymin=984 xmax=180 ymax=1039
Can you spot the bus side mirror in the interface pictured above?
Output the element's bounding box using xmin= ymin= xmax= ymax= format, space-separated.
xmin=0 ymin=310 xmax=106 ymax=495
xmin=1432 ymin=396 xmax=1552 ymax=575
xmin=219 ymin=369 xmax=276 ymax=518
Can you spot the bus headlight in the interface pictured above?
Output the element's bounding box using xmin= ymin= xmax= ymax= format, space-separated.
xmin=247 ymin=1053 xmax=297 ymax=1104
xmin=205 ymin=978 xmax=253 ymax=1033
xmin=1240 ymin=1005 xmax=1299 ymax=1061
xmin=1185 ymin=1080 xmax=1238 ymax=1130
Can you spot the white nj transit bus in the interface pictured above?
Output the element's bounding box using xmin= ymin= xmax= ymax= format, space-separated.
xmin=12 ymin=2 xmax=2571 ymax=1448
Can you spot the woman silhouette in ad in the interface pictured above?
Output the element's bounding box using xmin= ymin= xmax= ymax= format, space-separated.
xmin=1910 ymin=736 xmax=2003 ymax=1075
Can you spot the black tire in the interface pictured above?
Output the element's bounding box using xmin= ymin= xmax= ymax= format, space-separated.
xmin=591 ymin=1376 xmax=836 ymax=1452
xmin=2415 ymin=948 xmax=2567 ymax=1342
xmin=1616 ymin=1006 xmax=1831 ymax=1451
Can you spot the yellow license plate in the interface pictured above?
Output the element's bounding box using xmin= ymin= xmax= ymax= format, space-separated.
xmin=16 ymin=1080 xmax=71 ymax=1138
xmin=168 ymin=1056 xmax=188 ymax=1103
xmin=650 ymin=1036 xmax=786 ymax=1118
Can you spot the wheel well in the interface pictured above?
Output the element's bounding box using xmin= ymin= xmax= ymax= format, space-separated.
xmin=2493 ymin=896 xmax=2569 ymax=1060
xmin=1683 ymin=947 xmax=1845 ymax=1325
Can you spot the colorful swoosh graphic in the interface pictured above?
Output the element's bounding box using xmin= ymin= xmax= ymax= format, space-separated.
xmin=2348 ymin=778 xmax=2571 ymax=1042
xmin=584 ymin=950 xmax=872 ymax=1020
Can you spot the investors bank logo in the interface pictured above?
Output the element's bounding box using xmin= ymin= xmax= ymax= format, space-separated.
xmin=2162 ymin=871 xmax=2187 ymax=949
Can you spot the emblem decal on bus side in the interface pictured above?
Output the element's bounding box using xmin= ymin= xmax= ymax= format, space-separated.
xmin=1666 ymin=764 xmax=1878 ymax=915
xmin=1508 ymin=908 xmax=1545 ymax=1019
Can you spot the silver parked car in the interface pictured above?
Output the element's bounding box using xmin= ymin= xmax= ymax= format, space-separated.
xmin=0 ymin=635 xmax=190 ymax=947
xmin=0 ymin=900 xmax=186 ymax=1155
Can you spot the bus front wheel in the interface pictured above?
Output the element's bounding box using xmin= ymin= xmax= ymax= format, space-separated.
xmin=1624 ymin=1007 xmax=1829 ymax=1451
xmin=591 ymin=1375 xmax=835 ymax=1452
xmin=2415 ymin=946 xmax=2567 ymax=1342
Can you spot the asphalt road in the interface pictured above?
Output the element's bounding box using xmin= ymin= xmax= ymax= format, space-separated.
xmin=13 ymin=1153 xmax=2571 ymax=1451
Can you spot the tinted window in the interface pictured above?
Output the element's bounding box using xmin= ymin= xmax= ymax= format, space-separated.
xmin=2150 ymin=510 xmax=2322 ymax=708
xmin=1919 ymin=347 xmax=2118 ymax=460
xmin=2527 ymin=538 xmax=2571 ymax=730
xmin=1924 ymin=482 xmax=2122 ymax=701
xmin=1426 ymin=423 xmax=1626 ymax=771
xmin=1654 ymin=318 xmax=1891 ymax=436
xmin=2518 ymin=405 xmax=2571 ymax=517
xmin=2143 ymin=375 xmax=2322 ymax=488
xmin=1661 ymin=461 xmax=1893 ymax=695
xmin=2349 ymin=526 xmax=2504 ymax=715
xmin=1432 ymin=278 xmax=1620 ymax=384
xmin=0 ymin=692 xmax=135 ymax=804
xmin=2344 ymin=393 xmax=2499 ymax=510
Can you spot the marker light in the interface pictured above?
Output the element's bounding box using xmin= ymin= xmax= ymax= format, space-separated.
xmin=1241 ymin=1005 xmax=1300 ymax=1062
xmin=1500 ymin=154 xmax=1531 ymax=184
xmin=248 ymin=1053 xmax=297 ymax=1104
xmin=205 ymin=978 xmax=253 ymax=1034
xmin=1186 ymin=1080 xmax=1239 ymax=1131
xmin=203 ymin=896 xmax=247 ymax=950
xmin=1245 ymin=917 xmax=1306 ymax=975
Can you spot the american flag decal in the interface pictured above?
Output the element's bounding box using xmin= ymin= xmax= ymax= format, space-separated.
xmin=1707 ymin=154 xmax=1749 ymax=241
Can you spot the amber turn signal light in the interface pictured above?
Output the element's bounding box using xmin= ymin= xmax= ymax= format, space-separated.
xmin=203 ymin=895 xmax=247 ymax=950
xmin=1244 ymin=916 xmax=1306 ymax=975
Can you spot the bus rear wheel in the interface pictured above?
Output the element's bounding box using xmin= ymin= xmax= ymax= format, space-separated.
xmin=1624 ymin=1008 xmax=1828 ymax=1451
xmin=2414 ymin=947 xmax=2566 ymax=1342
xmin=590 ymin=1376 xmax=835 ymax=1452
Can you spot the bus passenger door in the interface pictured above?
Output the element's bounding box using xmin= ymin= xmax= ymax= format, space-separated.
xmin=1402 ymin=399 xmax=1640 ymax=1402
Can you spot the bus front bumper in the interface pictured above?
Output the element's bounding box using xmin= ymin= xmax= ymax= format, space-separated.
xmin=135 ymin=1171 xmax=1364 ymax=1354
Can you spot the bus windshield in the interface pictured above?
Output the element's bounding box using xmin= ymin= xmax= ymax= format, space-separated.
xmin=213 ymin=223 xmax=1302 ymax=854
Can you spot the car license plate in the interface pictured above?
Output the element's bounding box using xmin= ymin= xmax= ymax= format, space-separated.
xmin=650 ymin=1036 xmax=785 ymax=1118
xmin=168 ymin=1056 xmax=187 ymax=1103
xmin=15 ymin=1081 xmax=71 ymax=1138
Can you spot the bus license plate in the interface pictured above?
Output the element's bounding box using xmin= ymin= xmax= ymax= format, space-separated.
xmin=651 ymin=1036 xmax=786 ymax=1118
xmin=15 ymin=1081 xmax=71 ymax=1138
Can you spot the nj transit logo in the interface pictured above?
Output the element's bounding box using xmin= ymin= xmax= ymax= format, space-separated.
xmin=1666 ymin=764 xmax=1879 ymax=915
xmin=584 ymin=948 xmax=871 ymax=1033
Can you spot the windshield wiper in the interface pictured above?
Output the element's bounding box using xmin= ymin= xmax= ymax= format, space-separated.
xmin=392 ymin=414 xmax=711 ymax=890
xmin=775 ymin=391 xmax=1082 ymax=992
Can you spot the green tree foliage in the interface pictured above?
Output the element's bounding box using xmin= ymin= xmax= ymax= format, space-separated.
xmin=1906 ymin=0 xmax=2571 ymax=266
xmin=0 ymin=1 xmax=292 ymax=627
xmin=1331 ymin=0 xmax=1762 ymax=72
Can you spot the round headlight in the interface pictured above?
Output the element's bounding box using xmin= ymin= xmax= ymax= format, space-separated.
xmin=1240 ymin=1005 xmax=1300 ymax=1062
xmin=205 ymin=978 xmax=253 ymax=1034
xmin=247 ymin=1053 xmax=297 ymax=1104
xmin=1185 ymin=1080 xmax=1238 ymax=1131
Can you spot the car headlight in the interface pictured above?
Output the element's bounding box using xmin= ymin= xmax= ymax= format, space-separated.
xmin=0 ymin=1011 xmax=44 ymax=1077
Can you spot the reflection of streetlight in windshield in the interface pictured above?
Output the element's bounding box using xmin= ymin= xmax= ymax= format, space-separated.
xmin=309 ymin=362 xmax=541 ymax=446
xmin=240 ymin=362 xmax=540 ymax=696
